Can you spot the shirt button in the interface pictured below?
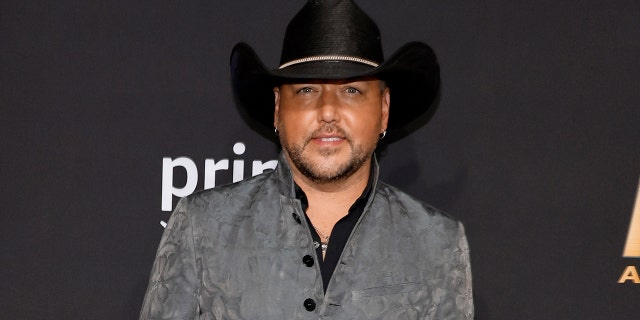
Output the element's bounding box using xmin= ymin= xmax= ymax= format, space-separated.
xmin=292 ymin=212 xmax=302 ymax=224
xmin=303 ymin=298 xmax=316 ymax=311
xmin=302 ymin=255 xmax=314 ymax=267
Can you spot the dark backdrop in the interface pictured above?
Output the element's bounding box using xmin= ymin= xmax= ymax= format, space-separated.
xmin=1 ymin=1 xmax=639 ymax=319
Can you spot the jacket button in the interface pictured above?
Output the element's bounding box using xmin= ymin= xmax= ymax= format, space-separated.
xmin=302 ymin=255 xmax=314 ymax=267
xmin=303 ymin=298 xmax=316 ymax=311
xmin=292 ymin=212 xmax=302 ymax=224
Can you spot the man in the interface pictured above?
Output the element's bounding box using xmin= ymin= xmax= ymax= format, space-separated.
xmin=140 ymin=0 xmax=473 ymax=319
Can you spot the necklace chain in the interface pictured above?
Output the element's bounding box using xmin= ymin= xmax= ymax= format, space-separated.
xmin=311 ymin=224 xmax=330 ymax=255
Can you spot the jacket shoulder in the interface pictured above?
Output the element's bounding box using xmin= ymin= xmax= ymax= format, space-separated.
xmin=376 ymin=180 xmax=462 ymax=227
xmin=174 ymin=169 xmax=277 ymax=218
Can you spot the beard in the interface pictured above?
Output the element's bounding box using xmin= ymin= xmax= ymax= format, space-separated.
xmin=280 ymin=124 xmax=376 ymax=183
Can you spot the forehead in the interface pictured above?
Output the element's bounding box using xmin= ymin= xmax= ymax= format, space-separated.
xmin=277 ymin=76 xmax=384 ymax=87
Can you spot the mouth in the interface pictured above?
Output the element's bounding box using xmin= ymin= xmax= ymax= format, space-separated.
xmin=309 ymin=131 xmax=347 ymax=146
xmin=310 ymin=136 xmax=345 ymax=145
xmin=307 ymin=126 xmax=348 ymax=147
xmin=316 ymin=137 xmax=343 ymax=142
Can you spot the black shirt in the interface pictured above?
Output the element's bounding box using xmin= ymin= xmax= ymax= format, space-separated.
xmin=294 ymin=169 xmax=374 ymax=292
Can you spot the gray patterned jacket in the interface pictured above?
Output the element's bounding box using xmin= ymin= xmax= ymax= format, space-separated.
xmin=140 ymin=153 xmax=473 ymax=319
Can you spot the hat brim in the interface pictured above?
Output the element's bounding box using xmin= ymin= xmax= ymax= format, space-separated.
xmin=230 ymin=41 xmax=440 ymax=142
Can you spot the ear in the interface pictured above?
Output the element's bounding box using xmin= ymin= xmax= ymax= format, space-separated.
xmin=273 ymin=87 xmax=280 ymax=127
xmin=380 ymin=86 xmax=390 ymax=130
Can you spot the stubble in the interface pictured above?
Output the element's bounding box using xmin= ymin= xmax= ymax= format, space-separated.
xmin=280 ymin=125 xmax=375 ymax=183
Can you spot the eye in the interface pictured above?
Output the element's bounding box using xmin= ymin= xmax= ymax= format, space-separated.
xmin=296 ymin=87 xmax=314 ymax=94
xmin=345 ymin=87 xmax=361 ymax=94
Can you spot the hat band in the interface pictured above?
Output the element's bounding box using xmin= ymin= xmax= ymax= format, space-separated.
xmin=279 ymin=55 xmax=380 ymax=69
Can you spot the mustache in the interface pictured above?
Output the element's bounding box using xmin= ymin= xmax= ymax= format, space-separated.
xmin=307 ymin=125 xmax=348 ymax=140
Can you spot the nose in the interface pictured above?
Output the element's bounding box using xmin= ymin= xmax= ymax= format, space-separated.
xmin=317 ymin=89 xmax=341 ymax=123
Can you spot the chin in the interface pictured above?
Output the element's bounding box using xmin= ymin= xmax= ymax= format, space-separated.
xmin=303 ymin=158 xmax=364 ymax=183
xmin=285 ymin=140 xmax=372 ymax=182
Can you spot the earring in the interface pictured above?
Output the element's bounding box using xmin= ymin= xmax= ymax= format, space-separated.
xmin=274 ymin=127 xmax=279 ymax=136
xmin=379 ymin=130 xmax=387 ymax=139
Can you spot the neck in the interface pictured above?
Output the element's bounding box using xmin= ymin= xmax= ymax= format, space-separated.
xmin=289 ymin=158 xmax=372 ymax=233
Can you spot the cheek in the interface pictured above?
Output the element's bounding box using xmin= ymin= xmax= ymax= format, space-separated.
xmin=279 ymin=112 xmax=312 ymax=140
xmin=345 ymin=110 xmax=383 ymax=136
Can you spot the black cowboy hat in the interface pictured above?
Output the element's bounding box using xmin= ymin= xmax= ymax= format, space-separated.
xmin=230 ymin=0 xmax=440 ymax=142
